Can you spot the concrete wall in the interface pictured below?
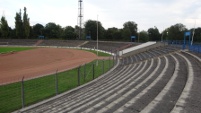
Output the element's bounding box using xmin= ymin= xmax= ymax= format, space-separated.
xmin=119 ymin=42 xmax=165 ymax=57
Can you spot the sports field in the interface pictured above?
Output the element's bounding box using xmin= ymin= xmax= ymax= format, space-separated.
xmin=0 ymin=46 xmax=114 ymax=112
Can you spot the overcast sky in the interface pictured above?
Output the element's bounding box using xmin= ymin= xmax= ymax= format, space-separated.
xmin=0 ymin=0 xmax=201 ymax=32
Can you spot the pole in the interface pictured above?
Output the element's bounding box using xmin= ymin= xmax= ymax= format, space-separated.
xmin=96 ymin=15 xmax=99 ymax=66
xmin=84 ymin=64 xmax=86 ymax=82
xmin=102 ymin=60 xmax=104 ymax=74
xmin=138 ymin=29 xmax=140 ymax=43
xmin=109 ymin=57 xmax=111 ymax=69
xmin=113 ymin=56 xmax=115 ymax=67
xmin=78 ymin=66 xmax=80 ymax=86
xmin=191 ymin=19 xmax=196 ymax=45
xmin=161 ymin=31 xmax=164 ymax=42
xmin=97 ymin=15 xmax=99 ymax=56
xmin=78 ymin=0 xmax=83 ymax=39
xmin=21 ymin=76 xmax=25 ymax=108
xmin=93 ymin=63 xmax=95 ymax=80
xmin=55 ymin=69 xmax=58 ymax=95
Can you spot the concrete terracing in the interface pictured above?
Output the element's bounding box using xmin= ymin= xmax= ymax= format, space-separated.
xmin=14 ymin=45 xmax=201 ymax=113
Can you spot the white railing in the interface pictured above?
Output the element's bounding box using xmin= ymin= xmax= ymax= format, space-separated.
xmin=119 ymin=41 xmax=156 ymax=56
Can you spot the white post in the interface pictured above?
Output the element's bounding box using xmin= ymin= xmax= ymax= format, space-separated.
xmin=191 ymin=19 xmax=196 ymax=45
xmin=97 ymin=15 xmax=99 ymax=56
xmin=96 ymin=15 xmax=99 ymax=66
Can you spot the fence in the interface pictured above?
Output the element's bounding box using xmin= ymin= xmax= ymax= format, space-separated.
xmin=164 ymin=40 xmax=201 ymax=53
xmin=189 ymin=44 xmax=201 ymax=53
xmin=0 ymin=58 xmax=116 ymax=113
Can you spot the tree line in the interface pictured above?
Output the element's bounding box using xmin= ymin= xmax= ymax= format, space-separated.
xmin=0 ymin=7 xmax=201 ymax=42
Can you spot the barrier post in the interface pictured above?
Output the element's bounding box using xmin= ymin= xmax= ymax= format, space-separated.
xmin=113 ymin=56 xmax=115 ymax=67
xmin=109 ymin=57 xmax=111 ymax=69
xmin=102 ymin=60 xmax=104 ymax=74
xmin=21 ymin=76 xmax=25 ymax=108
xmin=78 ymin=66 xmax=80 ymax=86
xmin=84 ymin=64 xmax=86 ymax=82
xmin=55 ymin=69 xmax=58 ymax=95
xmin=93 ymin=63 xmax=95 ymax=80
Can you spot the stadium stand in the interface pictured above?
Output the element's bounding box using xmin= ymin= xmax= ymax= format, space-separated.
xmin=81 ymin=41 xmax=137 ymax=53
xmin=0 ymin=39 xmax=86 ymax=47
xmin=37 ymin=40 xmax=86 ymax=47
xmin=0 ymin=39 xmax=38 ymax=46
xmin=0 ymin=39 xmax=136 ymax=53
xmin=14 ymin=44 xmax=201 ymax=113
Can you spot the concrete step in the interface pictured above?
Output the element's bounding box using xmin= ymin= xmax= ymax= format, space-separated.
xmin=171 ymin=52 xmax=201 ymax=113
xmin=141 ymin=53 xmax=188 ymax=113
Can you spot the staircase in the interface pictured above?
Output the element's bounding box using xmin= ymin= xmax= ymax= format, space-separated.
xmin=34 ymin=40 xmax=44 ymax=46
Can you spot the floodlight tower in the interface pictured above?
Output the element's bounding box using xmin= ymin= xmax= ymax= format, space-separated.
xmin=78 ymin=0 xmax=83 ymax=39
xmin=2 ymin=10 xmax=5 ymax=17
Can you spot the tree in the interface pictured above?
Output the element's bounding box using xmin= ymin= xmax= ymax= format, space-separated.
xmin=62 ymin=26 xmax=76 ymax=39
xmin=33 ymin=23 xmax=44 ymax=38
xmin=44 ymin=22 xmax=62 ymax=39
xmin=167 ymin=23 xmax=187 ymax=41
xmin=84 ymin=20 xmax=105 ymax=40
xmin=15 ymin=9 xmax=23 ymax=38
xmin=105 ymin=27 xmax=120 ymax=40
xmin=23 ymin=7 xmax=30 ymax=39
xmin=190 ymin=27 xmax=201 ymax=42
xmin=0 ymin=16 xmax=9 ymax=39
xmin=122 ymin=21 xmax=138 ymax=40
xmin=139 ymin=30 xmax=149 ymax=42
xmin=148 ymin=27 xmax=160 ymax=41
xmin=122 ymin=28 xmax=131 ymax=41
xmin=9 ymin=28 xmax=16 ymax=39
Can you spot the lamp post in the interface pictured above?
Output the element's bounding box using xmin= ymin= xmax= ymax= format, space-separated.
xmin=97 ymin=15 xmax=98 ymax=57
xmin=161 ymin=31 xmax=164 ymax=42
xmin=96 ymin=15 xmax=99 ymax=66
xmin=191 ymin=20 xmax=196 ymax=45
xmin=166 ymin=31 xmax=168 ymax=44
xmin=138 ymin=29 xmax=140 ymax=43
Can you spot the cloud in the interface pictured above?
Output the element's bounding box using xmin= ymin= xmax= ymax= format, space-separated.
xmin=0 ymin=0 xmax=201 ymax=32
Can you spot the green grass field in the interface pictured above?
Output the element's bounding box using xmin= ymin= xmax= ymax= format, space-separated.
xmin=0 ymin=47 xmax=114 ymax=113
xmin=0 ymin=47 xmax=34 ymax=53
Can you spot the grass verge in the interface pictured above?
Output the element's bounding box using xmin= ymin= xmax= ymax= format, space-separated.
xmin=0 ymin=59 xmax=114 ymax=113
xmin=82 ymin=49 xmax=112 ymax=57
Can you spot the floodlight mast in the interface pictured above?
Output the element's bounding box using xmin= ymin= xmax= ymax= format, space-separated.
xmin=78 ymin=0 xmax=83 ymax=39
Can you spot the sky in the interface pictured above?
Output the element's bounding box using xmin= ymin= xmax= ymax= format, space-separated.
xmin=0 ymin=0 xmax=201 ymax=32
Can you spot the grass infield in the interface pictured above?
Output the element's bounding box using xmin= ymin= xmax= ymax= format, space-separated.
xmin=0 ymin=47 xmax=34 ymax=53
xmin=0 ymin=59 xmax=114 ymax=113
